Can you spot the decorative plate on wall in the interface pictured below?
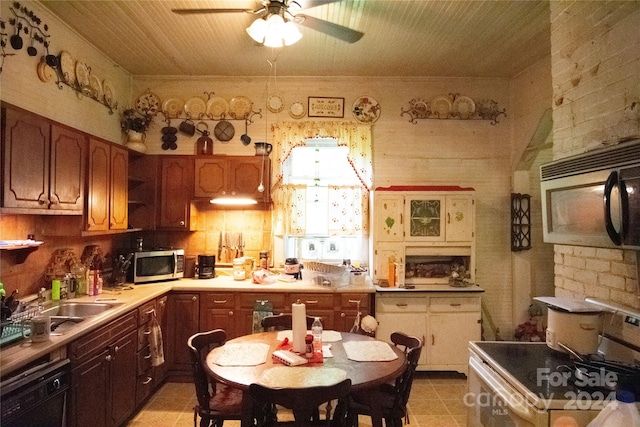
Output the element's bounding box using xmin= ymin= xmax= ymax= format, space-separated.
xmin=184 ymin=97 xmax=207 ymax=119
xmin=229 ymin=96 xmax=253 ymax=119
xmin=59 ymin=51 xmax=76 ymax=85
xmin=267 ymin=95 xmax=285 ymax=113
xmin=352 ymin=96 xmax=381 ymax=123
xmin=206 ymin=96 xmax=229 ymax=118
xmin=431 ymin=95 xmax=452 ymax=119
xmin=135 ymin=90 xmax=161 ymax=115
xmin=89 ymin=75 xmax=103 ymax=100
xmin=289 ymin=101 xmax=306 ymax=119
xmin=102 ymin=80 xmax=116 ymax=108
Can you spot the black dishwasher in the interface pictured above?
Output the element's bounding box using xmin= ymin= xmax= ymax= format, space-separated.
xmin=1 ymin=358 xmax=70 ymax=427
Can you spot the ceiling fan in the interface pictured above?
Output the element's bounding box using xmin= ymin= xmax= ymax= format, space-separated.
xmin=171 ymin=0 xmax=364 ymax=44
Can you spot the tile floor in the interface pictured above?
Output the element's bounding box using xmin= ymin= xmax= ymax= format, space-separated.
xmin=126 ymin=372 xmax=468 ymax=427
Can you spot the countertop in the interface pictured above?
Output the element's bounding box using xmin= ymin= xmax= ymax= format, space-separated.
xmin=375 ymin=284 xmax=485 ymax=292
xmin=0 ymin=274 xmax=374 ymax=376
xmin=1 ymin=275 xmax=483 ymax=375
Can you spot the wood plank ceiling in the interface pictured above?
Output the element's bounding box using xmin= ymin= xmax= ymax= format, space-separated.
xmin=40 ymin=0 xmax=550 ymax=78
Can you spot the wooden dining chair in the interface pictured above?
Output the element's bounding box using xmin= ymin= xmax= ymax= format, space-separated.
xmin=249 ymin=379 xmax=352 ymax=427
xmin=188 ymin=329 xmax=245 ymax=427
xmin=261 ymin=313 xmax=317 ymax=331
xmin=347 ymin=332 xmax=423 ymax=427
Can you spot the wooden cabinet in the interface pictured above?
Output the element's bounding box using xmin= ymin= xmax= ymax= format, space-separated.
xmin=128 ymin=152 xmax=158 ymax=230
xmin=334 ymin=293 xmax=372 ymax=332
xmin=2 ymin=106 xmax=86 ymax=213
xmin=135 ymin=300 xmax=156 ymax=407
xmin=167 ymin=292 xmax=199 ymax=377
xmin=288 ymin=292 xmax=335 ymax=330
xmin=154 ymin=295 xmax=169 ymax=382
xmin=236 ymin=292 xmax=287 ymax=337
xmin=158 ymin=156 xmax=194 ymax=229
xmin=194 ymin=156 xmax=270 ymax=205
xmin=375 ymin=292 xmax=481 ymax=374
xmin=86 ymin=138 xmax=128 ymax=231
xmin=200 ymin=292 xmax=237 ymax=338
xmin=68 ymin=311 xmax=138 ymax=427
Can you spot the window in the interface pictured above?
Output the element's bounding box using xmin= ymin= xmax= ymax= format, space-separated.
xmin=283 ymin=139 xmax=366 ymax=262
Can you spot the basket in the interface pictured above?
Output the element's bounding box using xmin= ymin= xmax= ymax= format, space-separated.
xmin=303 ymin=262 xmax=350 ymax=289
xmin=0 ymin=305 xmax=40 ymax=347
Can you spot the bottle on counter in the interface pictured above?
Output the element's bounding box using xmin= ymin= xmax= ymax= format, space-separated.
xmin=311 ymin=317 xmax=323 ymax=356
xmin=51 ymin=279 xmax=61 ymax=300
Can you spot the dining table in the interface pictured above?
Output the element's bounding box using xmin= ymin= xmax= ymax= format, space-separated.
xmin=205 ymin=330 xmax=407 ymax=427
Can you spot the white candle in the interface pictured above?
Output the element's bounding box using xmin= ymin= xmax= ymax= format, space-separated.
xmin=292 ymin=301 xmax=307 ymax=354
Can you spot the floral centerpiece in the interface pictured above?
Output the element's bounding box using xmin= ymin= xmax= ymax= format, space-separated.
xmin=120 ymin=108 xmax=154 ymax=152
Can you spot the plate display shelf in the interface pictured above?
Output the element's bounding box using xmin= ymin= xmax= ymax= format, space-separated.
xmin=400 ymin=94 xmax=506 ymax=125
xmin=164 ymin=92 xmax=263 ymax=125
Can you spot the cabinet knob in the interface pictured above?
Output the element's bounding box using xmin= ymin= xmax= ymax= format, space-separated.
xmin=114 ymin=345 xmax=120 ymax=353
xmin=228 ymin=310 xmax=234 ymax=316
xmin=49 ymin=198 xmax=58 ymax=206
xmin=105 ymin=354 xmax=112 ymax=362
xmin=341 ymin=312 xmax=346 ymax=318
xmin=180 ymin=220 xmax=185 ymax=226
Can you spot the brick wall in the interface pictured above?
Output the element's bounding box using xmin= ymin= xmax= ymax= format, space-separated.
xmin=550 ymin=1 xmax=640 ymax=313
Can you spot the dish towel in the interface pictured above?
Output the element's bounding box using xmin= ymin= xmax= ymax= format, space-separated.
xmin=149 ymin=312 xmax=165 ymax=367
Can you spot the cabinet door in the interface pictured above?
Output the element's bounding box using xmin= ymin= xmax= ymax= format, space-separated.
xmin=428 ymin=311 xmax=480 ymax=369
xmin=169 ymin=293 xmax=200 ymax=375
xmin=86 ymin=138 xmax=111 ymax=231
xmin=69 ymin=350 xmax=110 ymax=427
xmin=109 ymin=330 xmax=137 ymax=427
xmin=374 ymin=194 xmax=404 ymax=241
xmin=159 ymin=156 xmax=194 ymax=229
xmin=109 ymin=145 xmax=128 ymax=230
xmin=230 ymin=157 xmax=268 ymax=201
xmin=445 ymin=195 xmax=474 ymax=242
xmin=194 ymin=157 xmax=227 ymax=198
xmin=200 ymin=293 xmax=236 ymax=338
xmin=375 ymin=311 xmax=427 ymax=366
xmin=50 ymin=125 xmax=86 ymax=212
xmin=2 ymin=107 xmax=50 ymax=209
xmin=405 ymin=195 xmax=445 ymax=241
xmin=373 ymin=242 xmax=404 ymax=282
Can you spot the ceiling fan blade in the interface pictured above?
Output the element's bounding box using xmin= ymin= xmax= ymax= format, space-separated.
xmin=294 ymin=0 xmax=341 ymax=10
xmin=171 ymin=8 xmax=255 ymax=15
xmin=296 ymin=14 xmax=364 ymax=43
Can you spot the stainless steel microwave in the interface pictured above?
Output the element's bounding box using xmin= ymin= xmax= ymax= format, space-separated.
xmin=127 ymin=249 xmax=185 ymax=284
xmin=540 ymin=139 xmax=640 ymax=249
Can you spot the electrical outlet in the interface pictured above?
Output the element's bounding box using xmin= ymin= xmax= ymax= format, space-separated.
xmin=624 ymin=315 xmax=640 ymax=327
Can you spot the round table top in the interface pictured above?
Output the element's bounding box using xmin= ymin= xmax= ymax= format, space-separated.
xmin=205 ymin=331 xmax=406 ymax=391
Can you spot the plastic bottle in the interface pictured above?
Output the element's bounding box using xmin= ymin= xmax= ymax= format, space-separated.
xmin=586 ymin=390 xmax=640 ymax=427
xmin=311 ymin=317 xmax=323 ymax=356
xmin=51 ymin=279 xmax=61 ymax=300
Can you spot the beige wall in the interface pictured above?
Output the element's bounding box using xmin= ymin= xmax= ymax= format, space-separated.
xmin=549 ymin=0 xmax=640 ymax=317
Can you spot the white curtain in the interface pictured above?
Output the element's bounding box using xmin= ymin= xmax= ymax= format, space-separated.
xmin=271 ymin=121 xmax=372 ymax=237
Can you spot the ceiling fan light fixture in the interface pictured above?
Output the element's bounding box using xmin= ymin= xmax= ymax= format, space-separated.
xmin=247 ymin=13 xmax=302 ymax=47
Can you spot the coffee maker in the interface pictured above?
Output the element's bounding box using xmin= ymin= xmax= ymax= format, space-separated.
xmin=198 ymin=255 xmax=215 ymax=279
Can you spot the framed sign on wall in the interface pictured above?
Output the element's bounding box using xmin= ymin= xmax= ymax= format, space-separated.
xmin=308 ymin=97 xmax=345 ymax=118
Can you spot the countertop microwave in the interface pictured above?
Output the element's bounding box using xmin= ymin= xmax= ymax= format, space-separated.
xmin=540 ymin=138 xmax=640 ymax=249
xmin=127 ymin=249 xmax=185 ymax=284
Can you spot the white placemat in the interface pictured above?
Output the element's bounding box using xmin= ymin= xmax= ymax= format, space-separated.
xmin=210 ymin=343 xmax=270 ymax=366
xmin=343 ymin=341 xmax=399 ymax=362
xmin=258 ymin=366 xmax=347 ymax=388
xmin=276 ymin=330 xmax=343 ymax=342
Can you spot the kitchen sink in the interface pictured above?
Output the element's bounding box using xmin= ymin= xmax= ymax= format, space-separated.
xmin=40 ymin=302 xmax=122 ymax=317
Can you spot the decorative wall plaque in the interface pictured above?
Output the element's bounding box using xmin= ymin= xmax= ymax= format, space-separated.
xmin=308 ymin=97 xmax=344 ymax=118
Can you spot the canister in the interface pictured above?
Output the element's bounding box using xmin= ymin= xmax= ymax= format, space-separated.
xmin=233 ymin=258 xmax=245 ymax=281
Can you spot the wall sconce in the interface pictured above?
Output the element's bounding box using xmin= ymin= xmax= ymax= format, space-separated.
xmin=511 ymin=193 xmax=531 ymax=251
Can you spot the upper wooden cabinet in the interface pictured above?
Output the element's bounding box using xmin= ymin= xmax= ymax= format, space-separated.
xmin=194 ymin=156 xmax=270 ymax=205
xmin=85 ymin=138 xmax=128 ymax=232
xmin=158 ymin=156 xmax=194 ymax=230
xmin=2 ymin=106 xmax=86 ymax=213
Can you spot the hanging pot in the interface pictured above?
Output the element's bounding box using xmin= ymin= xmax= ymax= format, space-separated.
xmin=10 ymin=23 xmax=23 ymax=50
xmin=241 ymin=120 xmax=251 ymax=146
xmin=254 ymin=142 xmax=272 ymax=156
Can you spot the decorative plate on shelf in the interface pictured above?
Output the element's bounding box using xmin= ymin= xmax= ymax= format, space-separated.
xmin=37 ymin=62 xmax=54 ymax=83
xmin=409 ymin=99 xmax=429 ymax=119
xmin=184 ymin=97 xmax=207 ymax=119
xmin=75 ymin=61 xmax=90 ymax=88
xmin=205 ymin=96 xmax=228 ymax=118
xmin=89 ymin=74 xmax=103 ymax=100
xmin=59 ymin=51 xmax=76 ymax=85
xmin=431 ymin=95 xmax=452 ymax=119
xmin=135 ymin=90 xmax=161 ymax=115
xmin=267 ymin=95 xmax=285 ymax=113
xmin=352 ymin=96 xmax=381 ymax=123
xmin=229 ymin=96 xmax=253 ymax=119
xmin=452 ymin=95 xmax=476 ymax=119
xmin=102 ymin=80 xmax=116 ymax=108
xmin=162 ymin=97 xmax=184 ymax=118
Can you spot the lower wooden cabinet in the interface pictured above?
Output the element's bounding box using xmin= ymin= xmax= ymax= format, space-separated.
xmin=167 ymin=292 xmax=200 ymax=377
xmin=67 ymin=311 xmax=138 ymax=427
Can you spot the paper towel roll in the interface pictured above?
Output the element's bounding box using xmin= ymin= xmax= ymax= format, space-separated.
xmin=292 ymin=301 xmax=307 ymax=354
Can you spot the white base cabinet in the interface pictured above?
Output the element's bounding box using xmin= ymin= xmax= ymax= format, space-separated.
xmin=375 ymin=292 xmax=482 ymax=375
